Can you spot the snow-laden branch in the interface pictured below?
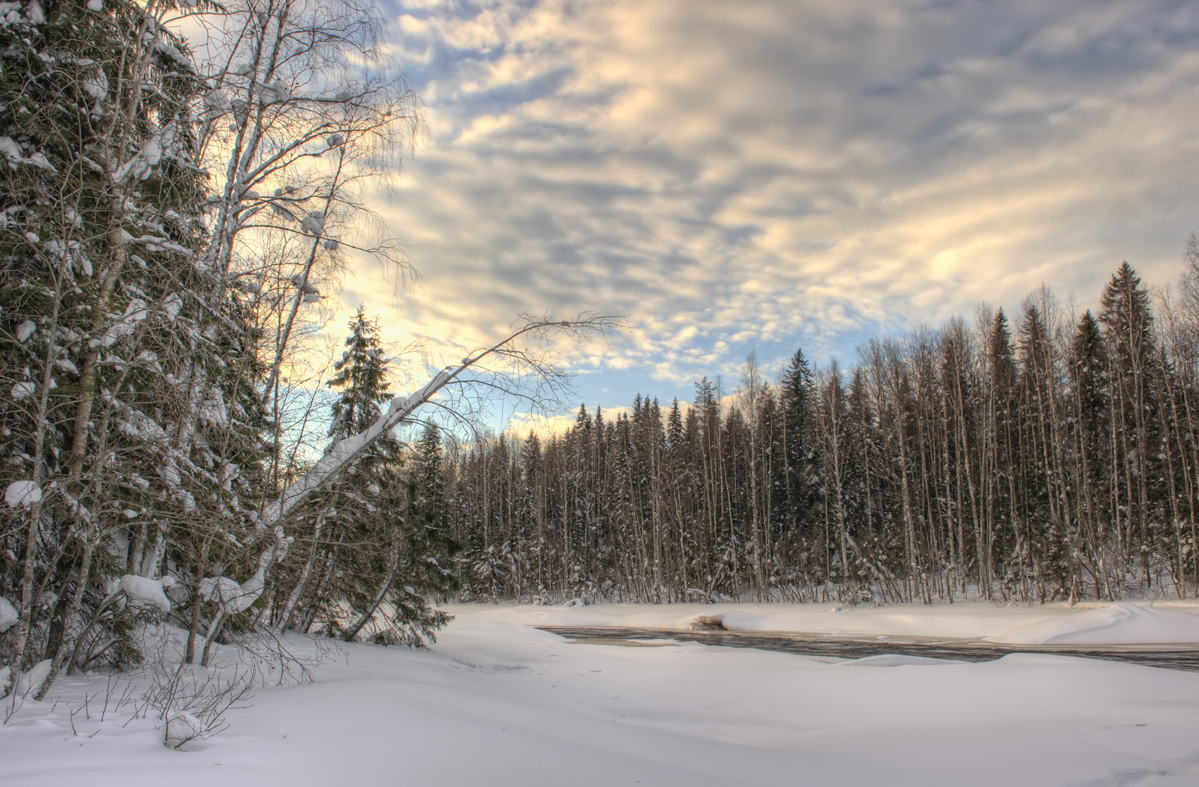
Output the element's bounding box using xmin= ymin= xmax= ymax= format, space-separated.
xmin=259 ymin=365 xmax=455 ymax=529
xmin=258 ymin=316 xmax=617 ymax=532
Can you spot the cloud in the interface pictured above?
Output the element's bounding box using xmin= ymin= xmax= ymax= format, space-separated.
xmin=349 ymin=0 xmax=1199 ymax=403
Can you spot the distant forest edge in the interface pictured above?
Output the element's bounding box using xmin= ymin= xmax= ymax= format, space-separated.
xmin=442 ymin=253 xmax=1199 ymax=605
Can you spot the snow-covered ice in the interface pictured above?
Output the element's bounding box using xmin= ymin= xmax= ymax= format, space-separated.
xmin=4 ymin=601 xmax=1199 ymax=786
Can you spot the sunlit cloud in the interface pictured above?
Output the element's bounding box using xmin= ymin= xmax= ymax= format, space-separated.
xmin=342 ymin=0 xmax=1199 ymax=414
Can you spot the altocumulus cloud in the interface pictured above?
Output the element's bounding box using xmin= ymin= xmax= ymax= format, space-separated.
xmin=346 ymin=0 xmax=1199 ymax=404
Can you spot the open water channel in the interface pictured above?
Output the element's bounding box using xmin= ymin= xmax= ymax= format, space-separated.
xmin=539 ymin=626 xmax=1199 ymax=672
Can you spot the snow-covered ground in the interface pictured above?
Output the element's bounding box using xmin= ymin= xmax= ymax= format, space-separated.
xmin=5 ymin=601 xmax=1199 ymax=786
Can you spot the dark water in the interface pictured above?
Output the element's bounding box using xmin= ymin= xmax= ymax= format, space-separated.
xmin=538 ymin=626 xmax=1199 ymax=672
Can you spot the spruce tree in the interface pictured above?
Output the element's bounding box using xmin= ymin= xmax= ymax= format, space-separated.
xmin=780 ymin=348 xmax=816 ymax=558
xmin=0 ymin=0 xmax=234 ymax=684
xmin=1099 ymin=263 xmax=1163 ymax=585
xmin=277 ymin=308 xmax=455 ymax=646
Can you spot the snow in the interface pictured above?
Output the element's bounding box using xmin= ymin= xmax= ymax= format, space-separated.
xmin=5 ymin=479 xmax=41 ymax=508
xmin=118 ymin=575 xmax=173 ymax=612
xmin=259 ymin=81 xmax=291 ymax=105
xmin=154 ymin=42 xmax=193 ymax=71
xmin=11 ymin=380 xmax=34 ymax=400
xmin=114 ymin=123 xmax=177 ymax=183
xmin=11 ymin=659 xmax=51 ymax=698
xmin=92 ymin=298 xmax=149 ymax=348
xmin=299 ymin=213 xmax=324 ymax=235
xmin=83 ymin=69 xmax=107 ymax=99
xmin=5 ymin=602 xmax=1199 ymax=785
xmin=468 ymin=599 xmax=1199 ymax=645
xmin=162 ymin=293 xmax=183 ymax=321
xmin=0 ymin=595 xmax=17 ymax=632
xmin=86 ymin=0 xmax=102 ymax=10
xmin=262 ymin=368 xmax=456 ymax=528
xmin=164 ymin=711 xmax=206 ymax=749
xmin=986 ymin=601 xmax=1199 ymax=645
xmin=0 ymin=135 xmax=55 ymax=170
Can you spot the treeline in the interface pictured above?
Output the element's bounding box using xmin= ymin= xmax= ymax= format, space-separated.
xmin=445 ymin=258 xmax=1199 ymax=604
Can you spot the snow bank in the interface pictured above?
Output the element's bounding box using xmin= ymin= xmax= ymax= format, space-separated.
xmin=444 ymin=599 xmax=1199 ymax=645
xmin=985 ymin=602 xmax=1199 ymax=645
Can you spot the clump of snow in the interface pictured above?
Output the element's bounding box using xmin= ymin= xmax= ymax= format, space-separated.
xmin=5 ymin=479 xmax=42 ymax=508
xmin=0 ymin=595 xmax=17 ymax=632
xmin=91 ymin=298 xmax=149 ymax=348
xmin=83 ymin=68 xmax=107 ymax=99
xmin=0 ymin=135 xmax=55 ymax=171
xmin=299 ymin=212 xmax=324 ymax=235
xmin=162 ymin=293 xmax=183 ymax=321
xmin=165 ymin=710 xmax=206 ymax=749
xmin=155 ymin=42 xmax=193 ymax=71
xmin=11 ymin=380 xmax=34 ymax=400
xmin=118 ymin=575 xmax=173 ymax=612
xmin=259 ymin=81 xmax=291 ymax=105
xmin=86 ymin=0 xmax=102 ymax=11
xmin=114 ymin=123 xmax=177 ymax=182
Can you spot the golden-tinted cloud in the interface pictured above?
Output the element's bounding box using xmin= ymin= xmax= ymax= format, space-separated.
xmin=347 ymin=0 xmax=1199 ymax=416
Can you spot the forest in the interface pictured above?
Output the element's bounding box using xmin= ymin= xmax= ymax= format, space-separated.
xmin=444 ymin=257 xmax=1199 ymax=607
xmin=2 ymin=0 xmax=1198 ymax=711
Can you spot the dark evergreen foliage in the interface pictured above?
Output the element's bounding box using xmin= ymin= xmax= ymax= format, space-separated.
xmin=441 ymin=264 xmax=1199 ymax=604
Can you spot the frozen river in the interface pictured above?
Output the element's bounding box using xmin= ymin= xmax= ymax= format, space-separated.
xmin=540 ymin=625 xmax=1199 ymax=671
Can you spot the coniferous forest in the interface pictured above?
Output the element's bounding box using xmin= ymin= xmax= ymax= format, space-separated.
xmin=444 ymin=259 xmax=1199 ymax=606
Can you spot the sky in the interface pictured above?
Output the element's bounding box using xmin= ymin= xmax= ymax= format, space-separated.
xmin=333 ymin=0 xmax=1199 ymax=433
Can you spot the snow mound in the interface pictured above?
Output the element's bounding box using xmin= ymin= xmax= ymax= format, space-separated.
xmin=165 ymin=710 xmax=206 ymax=749
xmin=987 ymin=603 xmax=1199 ymax=645
xmin=839 ymin=654 xmax=964 ymax=668
xmin=13 ymin=659 xmax=52 ymax=698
